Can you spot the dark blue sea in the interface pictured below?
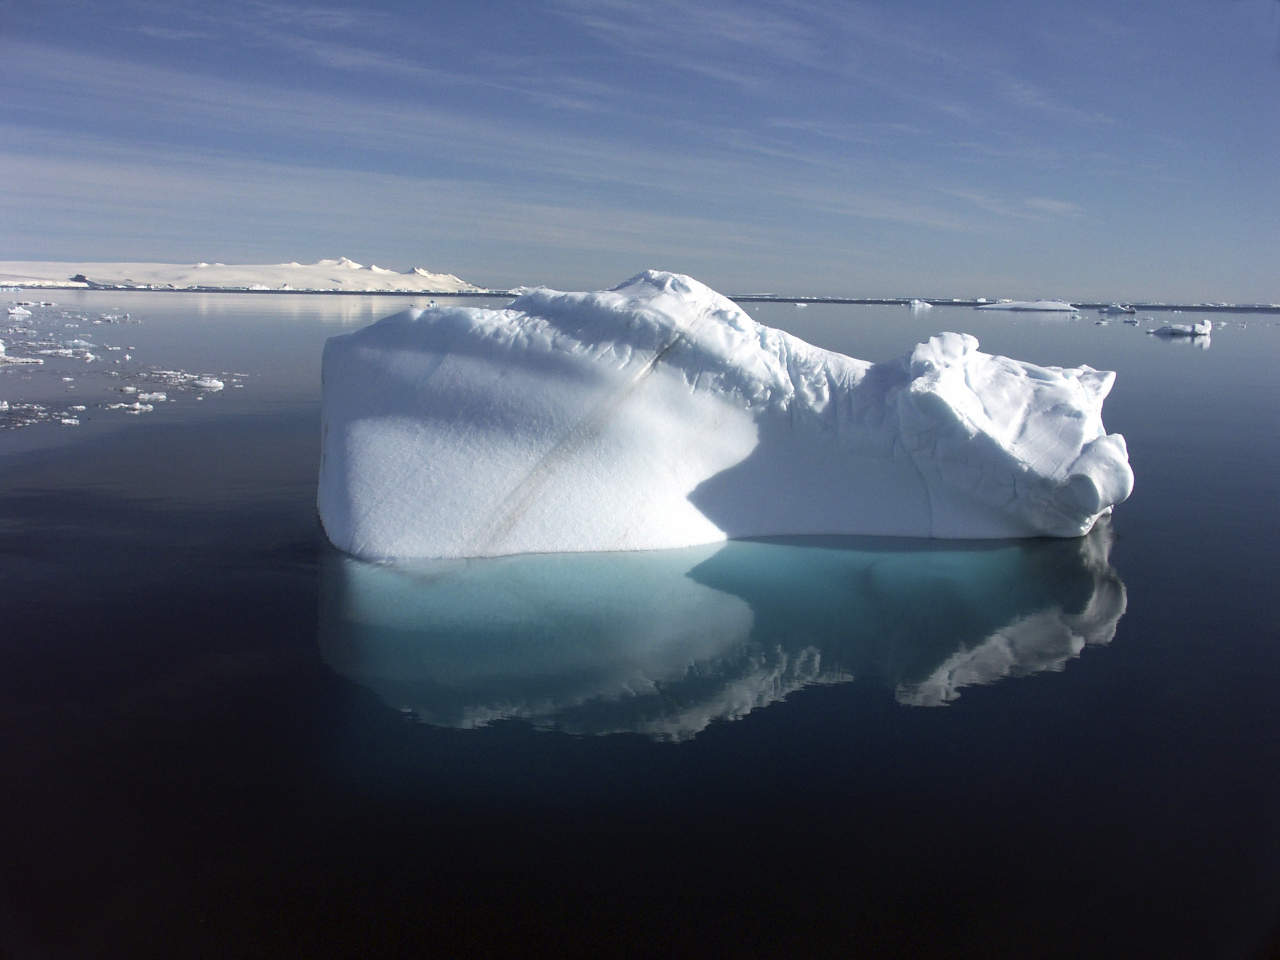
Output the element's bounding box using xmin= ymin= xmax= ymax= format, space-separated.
xmin=2 ymin=292 xmax=1278 ymax=957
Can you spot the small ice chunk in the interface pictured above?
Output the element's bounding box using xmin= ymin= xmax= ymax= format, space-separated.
xmin=60 ymin=417 xmax=80 ymax=426
xmin=1150 ymin=319 xmax=1212 ymax=338
xmin=194 ymin=377 xmax=224 ymax=390
xmin=136 ymin=391 xmax=167 ymax=402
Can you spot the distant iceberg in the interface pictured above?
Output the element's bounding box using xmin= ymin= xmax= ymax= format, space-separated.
xmin=318 ymin=271 xmax=1133 ymax=559
xmin=975 ymin=300 xmax=1076 ymax=312
xmin=1150 ymin=319 xmax=1211 ymax=338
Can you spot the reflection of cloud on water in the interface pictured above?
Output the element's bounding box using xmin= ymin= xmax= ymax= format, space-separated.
xmin=318 ymin=524 xmax=1126 ymax=740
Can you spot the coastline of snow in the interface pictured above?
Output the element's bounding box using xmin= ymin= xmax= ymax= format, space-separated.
xmin=0 ymin=258 xmax=483 ymax=293
xmin=318 ymin=270 xmax=1134 ymax=559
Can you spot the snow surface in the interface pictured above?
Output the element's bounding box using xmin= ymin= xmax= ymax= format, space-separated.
xmin=318 ymin=270 xmax=1133 ymax=559
xmin=0 ymin=258 xmax=480 ymax=293
xmin=975 ymin=300 xmax=1076 ymax=312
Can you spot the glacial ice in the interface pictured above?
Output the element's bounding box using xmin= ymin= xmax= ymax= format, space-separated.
xmin=318 ymin=271 xmax=1133 ymax=560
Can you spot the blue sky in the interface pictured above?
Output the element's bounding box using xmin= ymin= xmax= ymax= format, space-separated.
xmin=2 ymin=0 xmax=1278 ymax=299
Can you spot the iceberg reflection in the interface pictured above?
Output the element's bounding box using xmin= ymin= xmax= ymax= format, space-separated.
xmin=319 ymin=525 xmax=1125 ymax=740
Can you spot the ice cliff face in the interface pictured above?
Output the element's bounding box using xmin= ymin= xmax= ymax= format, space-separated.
xmin=318 ymin=270 xmax=1133 ymax=559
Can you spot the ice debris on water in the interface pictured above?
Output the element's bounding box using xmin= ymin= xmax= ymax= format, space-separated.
xmin=106 ymin=402 xmax=154 ymax=414
xmin=1 ymin=300 xmax=243 ymax=431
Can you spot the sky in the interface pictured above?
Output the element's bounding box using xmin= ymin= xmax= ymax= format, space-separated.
xmin=2 ymin=0 xmax=1278 ymax=300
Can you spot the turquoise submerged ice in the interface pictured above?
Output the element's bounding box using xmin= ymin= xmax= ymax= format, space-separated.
xmin=318 ymin=271 xmax=1134 ymax=560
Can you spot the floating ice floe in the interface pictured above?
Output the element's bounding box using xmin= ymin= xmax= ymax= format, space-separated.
xmin=1149 ymin=319 xmax=1212 ymax=338
xmin=1 ymin=300 xmax=242 ymax=431
xmin=0 ymin=339 xmax=43 ymax=365
xmin=909 ymin=299 xmax=933 ymax=311
xmin=319 ymin=270 xmax=1134 ymax=560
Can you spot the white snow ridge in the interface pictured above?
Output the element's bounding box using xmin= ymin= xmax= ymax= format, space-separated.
xmin=318 ymin=271 xmax=1133 ymax=560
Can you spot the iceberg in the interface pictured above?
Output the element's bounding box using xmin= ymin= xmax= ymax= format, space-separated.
xmin=318 ymin=271 xmax=1133 ymax=560
xmin=975 ymin=300 xmax=1076 ymax=312
xmin=1150 ymin=319 xmax=1211 ymax=338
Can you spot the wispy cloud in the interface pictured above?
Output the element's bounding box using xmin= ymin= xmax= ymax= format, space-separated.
xmin=1024 ymin=197 xmax=1084 ymax=218
xmin=1000 ymin=79 xmax=1116 ymax=126
xmin=132 ymin=25 xmax=217 ymax=41
xmin=241 ymin=1 xmax=377 ymax=33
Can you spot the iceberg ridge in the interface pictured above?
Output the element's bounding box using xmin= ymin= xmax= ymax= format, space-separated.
xmin=318 ymin=270 xmax=1133 ymax=559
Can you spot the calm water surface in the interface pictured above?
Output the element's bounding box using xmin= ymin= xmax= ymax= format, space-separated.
xmin=2 ymin=292 xmax=1278 ymax=957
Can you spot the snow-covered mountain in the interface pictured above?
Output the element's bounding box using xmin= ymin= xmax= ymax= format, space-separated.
xmin=0 ymin=258 xmax=483 ymax=293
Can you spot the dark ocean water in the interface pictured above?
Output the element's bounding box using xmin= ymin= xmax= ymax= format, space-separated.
xmin=2 ymin=292 xmax=1278 ymax=957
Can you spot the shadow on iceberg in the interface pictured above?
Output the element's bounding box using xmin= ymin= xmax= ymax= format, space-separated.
xmin=318 ymin=524 xmax=1126 ymax=741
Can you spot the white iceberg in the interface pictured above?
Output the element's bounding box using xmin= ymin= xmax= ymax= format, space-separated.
xmin=318 ymin=271 xmax=1133 ymax=560
xmin=975 ymin=300 xmax=1076 ymax=312
xmin=1150 ymin=319 xmax=1211 ymax=338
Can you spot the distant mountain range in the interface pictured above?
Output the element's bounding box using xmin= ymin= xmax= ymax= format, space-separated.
xmin=1 ymin=261 xmax=1275 ymax=311
xmin=0 ymin=258 xmax=484 ymax=293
